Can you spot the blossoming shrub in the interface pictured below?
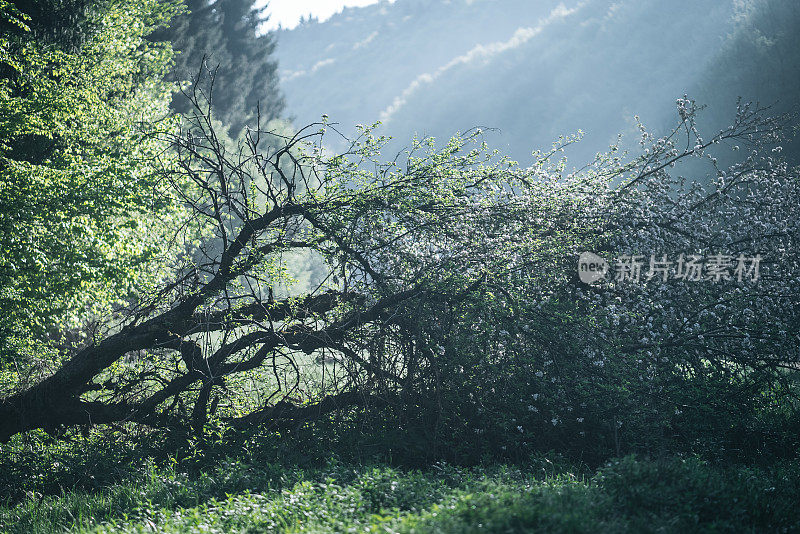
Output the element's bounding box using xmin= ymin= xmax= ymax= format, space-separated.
xmin=349 ymin=98 xmax=800 ymax=463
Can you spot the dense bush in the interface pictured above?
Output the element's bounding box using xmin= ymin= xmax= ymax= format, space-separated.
xmin=322 ymin=100 xmax=800 ymax=464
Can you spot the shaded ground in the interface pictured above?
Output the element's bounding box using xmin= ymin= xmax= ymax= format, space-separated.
xmin=3 ymin=453 xmax=799 ymax=533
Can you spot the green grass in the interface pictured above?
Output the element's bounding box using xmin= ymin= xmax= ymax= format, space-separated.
xmin=2 ymin=455 xmax=799 ymax=533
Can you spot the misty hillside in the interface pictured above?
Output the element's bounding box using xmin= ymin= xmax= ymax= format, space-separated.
xmin=276 ymin=0 xmax=799 ymax=165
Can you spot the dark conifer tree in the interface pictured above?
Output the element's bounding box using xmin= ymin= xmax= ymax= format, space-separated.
xmin=153 ymin=0 xmax=284 ymax=137
xmin=217 ymin=0 xmax=283 ymax=134
xmin=6 ymin=0 xmax=105 ymax=51
xmin=155 ymin=0 xmax=227 ymax=117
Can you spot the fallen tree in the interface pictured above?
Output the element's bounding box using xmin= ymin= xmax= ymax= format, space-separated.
xmin=1 ymin=86 xmax=578 ymax=440
xmin=2 ymin=94 xmax=798 ymax=452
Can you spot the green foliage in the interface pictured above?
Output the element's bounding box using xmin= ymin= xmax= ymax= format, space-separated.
xmin=0 ymin=0 xmax=185 ymax=369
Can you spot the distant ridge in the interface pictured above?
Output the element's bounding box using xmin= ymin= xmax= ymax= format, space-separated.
xmin=275 ymin=0 xmax=799 ymax=165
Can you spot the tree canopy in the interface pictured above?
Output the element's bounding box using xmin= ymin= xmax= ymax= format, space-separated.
xmin=0 ymin=0 xmax=187 ymax=371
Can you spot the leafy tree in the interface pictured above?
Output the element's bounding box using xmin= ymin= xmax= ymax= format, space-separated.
xmin=0 ymin=0 xmax=185 ymax=372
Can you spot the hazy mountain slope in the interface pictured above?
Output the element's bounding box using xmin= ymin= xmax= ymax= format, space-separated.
xmin=275 ymin=0 xmax=797 ymax=165
xmin=690 ymin=0 xmax=800 ymax=164
xmin=276 ymin=0 xmax=567 ymax=150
